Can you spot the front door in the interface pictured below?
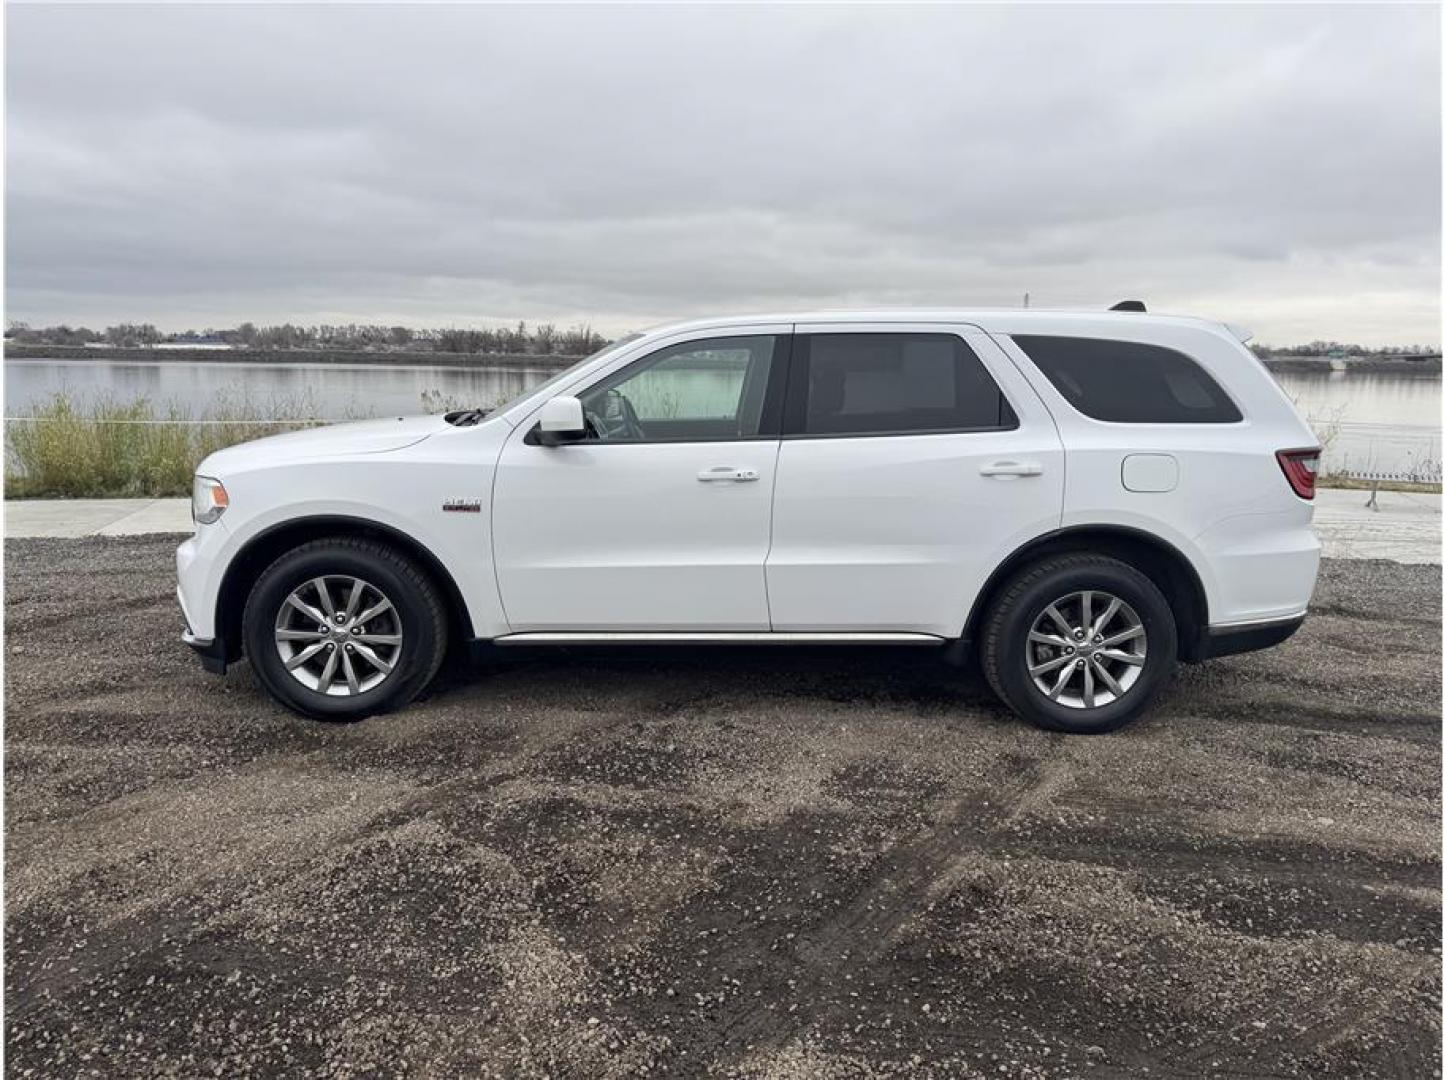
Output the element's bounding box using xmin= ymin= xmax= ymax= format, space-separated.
xmin=492 ymin=330 xmax=789 ymax=631
xmin=765 ymin=324 xmax=1065 ymax=638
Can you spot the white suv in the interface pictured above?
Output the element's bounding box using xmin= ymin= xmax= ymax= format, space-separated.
xmin=177 ymin=307 xmax=1321 ymax=734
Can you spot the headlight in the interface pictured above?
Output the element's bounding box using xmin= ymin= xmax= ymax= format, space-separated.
xmin=192 ymin=475 xmax=229 ymax=525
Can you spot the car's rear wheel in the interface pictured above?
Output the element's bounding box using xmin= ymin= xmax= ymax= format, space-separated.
xmin=242 ymin=538 xmax=447 ymax=720
xmin=980 ymin=554 xmax=1177 ymax=734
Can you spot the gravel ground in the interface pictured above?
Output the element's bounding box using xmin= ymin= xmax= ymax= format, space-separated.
xmin=5 ymin=536 xmax=1440 ymax=1078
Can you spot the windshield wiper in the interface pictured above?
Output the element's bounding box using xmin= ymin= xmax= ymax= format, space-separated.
xmin=444 ymin=407 xmax=491 ymax=427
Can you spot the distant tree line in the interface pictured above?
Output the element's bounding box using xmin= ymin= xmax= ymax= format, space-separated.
xmin=5 ymin=322 xmax=164 ymax=348
xmin=1251 ymin=340 xmax=1439 ymax=358
xmin=3 ymin=319 xmax=611 ymax=356
xmin=6 ymin=321 xmax=1438 ymax=359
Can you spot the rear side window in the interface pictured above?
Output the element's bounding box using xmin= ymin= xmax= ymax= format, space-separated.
xmin=1012 ymin=335 xmax=1242 ymax=423
xmin=788 ymin=333 xmax=1017 ymax=437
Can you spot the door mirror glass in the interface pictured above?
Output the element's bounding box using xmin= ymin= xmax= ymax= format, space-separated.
xmin=537 ymin=395 xmax=586 ymax=444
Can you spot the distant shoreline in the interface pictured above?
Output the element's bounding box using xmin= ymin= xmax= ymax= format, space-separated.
xmin=4 ymin=343 xmax=1440 ymax=376
xmin=3 ymin=344 xmax=581 ymax=371
xmin=1261 ymin=354 xmax=1441 ymax=376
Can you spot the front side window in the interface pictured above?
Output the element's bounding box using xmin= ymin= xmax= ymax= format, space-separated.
xmin=1011 ymin=335 xmax=1242 ymax=423
xmin=579 ymin=335 xmax=779 ymax=442
xmin=789 ymin=333 xmax=1017 ymax=437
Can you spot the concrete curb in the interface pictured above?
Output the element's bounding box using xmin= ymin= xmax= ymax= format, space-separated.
xmin=5 ymin=498 xmax=193 ymax=538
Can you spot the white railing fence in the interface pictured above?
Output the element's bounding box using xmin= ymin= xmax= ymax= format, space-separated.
xmin=4 ymin=417 xmax=335 ymax=426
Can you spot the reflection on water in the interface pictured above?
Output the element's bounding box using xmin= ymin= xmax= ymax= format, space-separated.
xmin=5 ymin=358 xmax=1440 ymax=474
xmin=1272 ymin=370 xmax=1440 ymax=475
xmin=2 ymin=359 xmax=556 ymax=422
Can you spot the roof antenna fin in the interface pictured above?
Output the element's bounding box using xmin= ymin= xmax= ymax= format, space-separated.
xmin=1110 ymin=300 xmax=1146 ymax=312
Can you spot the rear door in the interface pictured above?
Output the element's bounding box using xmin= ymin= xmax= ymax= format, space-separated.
xmin=764 ymin=323 xmax=1064 ymax=637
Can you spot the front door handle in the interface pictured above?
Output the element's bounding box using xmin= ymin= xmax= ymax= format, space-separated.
xmin=697 ymin=467 xmax=760 ymax=482
xmin=979 ymin=460 xmax=1043 ymax=478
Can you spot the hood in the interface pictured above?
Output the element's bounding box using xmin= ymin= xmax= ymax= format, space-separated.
xmin=200 ymin=415 xmax=450 ymax=474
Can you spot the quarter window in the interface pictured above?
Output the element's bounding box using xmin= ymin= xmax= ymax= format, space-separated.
xmin=789 ymin=333 xmax=1017 ymax=437
xmin=579 ymin=335 xmax=779 ymax=442
xmin=1012 ymin=335 xmax=1242 ymax=423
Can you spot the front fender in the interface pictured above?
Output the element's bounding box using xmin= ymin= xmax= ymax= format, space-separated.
xmin=183 ymin=454 xmax=509 ymax=645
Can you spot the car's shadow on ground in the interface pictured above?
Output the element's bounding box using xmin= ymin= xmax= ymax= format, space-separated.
xmin=427 ymin=641 xmax=1010 ymax=714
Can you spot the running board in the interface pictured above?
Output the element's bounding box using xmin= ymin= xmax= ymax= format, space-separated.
xmin=491 ymin=631 xmax=946 ymax=646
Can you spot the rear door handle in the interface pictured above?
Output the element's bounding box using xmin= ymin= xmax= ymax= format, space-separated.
xmin=979 ymin=460 xmax=1043 ymax=478
xmin=697 ymin=467 xmax=760 ymax=482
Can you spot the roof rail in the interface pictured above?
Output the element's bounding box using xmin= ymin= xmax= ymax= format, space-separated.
xmin=1109 ymin=300 xmax=1147 ymax=312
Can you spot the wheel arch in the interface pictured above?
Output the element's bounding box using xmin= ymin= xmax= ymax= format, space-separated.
xmin=215 ymin=515 xmax=474 ymax=664
xmin=959 ymin=525 xmax=1211 ymax=662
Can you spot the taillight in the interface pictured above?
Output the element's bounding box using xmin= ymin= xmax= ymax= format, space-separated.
xmin=1276 ymin=448 xmax=1320 ymax=500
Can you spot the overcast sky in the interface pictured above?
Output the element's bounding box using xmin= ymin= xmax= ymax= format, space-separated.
xmin=6 ymin=3 xmax=1440 ymax=344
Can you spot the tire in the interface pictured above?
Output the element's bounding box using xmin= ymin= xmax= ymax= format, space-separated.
xmin=242 ymin=537 xmax=448 ymax=720
xmin=980 ymin=553 xmax=1177 ymax=734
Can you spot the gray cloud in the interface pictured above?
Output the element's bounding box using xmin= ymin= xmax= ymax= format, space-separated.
xmin=6 ymin=3 xmax=1440 ymax=343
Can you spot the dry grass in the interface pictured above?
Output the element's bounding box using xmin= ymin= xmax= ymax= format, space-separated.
xmin=4 ymin=390 xmax=335 ymax=498
xmin=1316 ymin=475 xmax=1443 ymax=495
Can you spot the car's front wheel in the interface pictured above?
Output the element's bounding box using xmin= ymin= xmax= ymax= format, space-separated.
xmin=242 ymin=538 xmax=447 ymax=720
xmin=980 ymin=553 xmax=1177 ymax=734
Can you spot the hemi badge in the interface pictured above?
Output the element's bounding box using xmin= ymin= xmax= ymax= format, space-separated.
xmin=443 ymin=499 xmax=483 ymax=514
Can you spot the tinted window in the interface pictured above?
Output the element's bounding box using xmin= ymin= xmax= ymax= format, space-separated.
xmin=579 ymin=335 xmax=779 ymax=442
xmin=790 ymin=333 xmax=1017 ymax=437
xmin=1012 ymin=335 xmax=1241 ymax=423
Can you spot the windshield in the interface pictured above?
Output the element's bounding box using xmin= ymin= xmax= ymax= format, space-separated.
xmin=492 ymin=333 xmax=645 ymax=415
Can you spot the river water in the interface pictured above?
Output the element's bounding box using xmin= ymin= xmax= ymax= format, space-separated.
xmin=4 ymin=357 xmax=1439 ymax=477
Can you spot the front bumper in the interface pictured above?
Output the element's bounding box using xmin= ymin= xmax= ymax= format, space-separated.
xmin=182 ymin=628 xmax=229 ymax=674
xmin=179 ymin=584 xmax=229 ymax=674
xmin=177 ymin=525 xmax=233 ymax=673
xmin=1197 ymin=613 xmax=1305 ymax=660
xmin=176 ymin=525 xmax=229 ymax=641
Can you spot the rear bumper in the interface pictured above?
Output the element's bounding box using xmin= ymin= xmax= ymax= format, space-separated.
xmin=1197 ymin=614 xmax=1305 ymax=660
xmin=1193 ymin=513 xmax=1320 ymax=628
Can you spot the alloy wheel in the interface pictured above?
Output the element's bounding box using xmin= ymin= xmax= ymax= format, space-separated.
xmin=1026 ymin=589 xmax=1147 ymax=710
xmin=273 ymin=575 xmax=403 ymax=696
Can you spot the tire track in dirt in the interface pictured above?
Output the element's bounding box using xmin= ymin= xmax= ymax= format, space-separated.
xmin=12 ymin=589 xmax=167 ymax=621
xmin=684 ymin=748 xmax=1083 ymax=1067
xmin=1169 ymin=956 xmax=1439 ymax=1076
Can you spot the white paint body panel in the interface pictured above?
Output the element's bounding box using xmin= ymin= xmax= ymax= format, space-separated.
xmin=177 ymin=415 xmax=517 ymax=641
xmin=491 ymin=437 xmax=780 ymax=630
xmin=766 ymin=324 xmax=1064 ymax=637
xmin=491 ymin=322 xmax=790 ymax=631
xmin=177 ymin=308 xmax=1321 ymax=654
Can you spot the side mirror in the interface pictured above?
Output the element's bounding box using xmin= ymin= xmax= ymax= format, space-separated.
xmin=535 ymin=395 xmax=586 ymax=445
